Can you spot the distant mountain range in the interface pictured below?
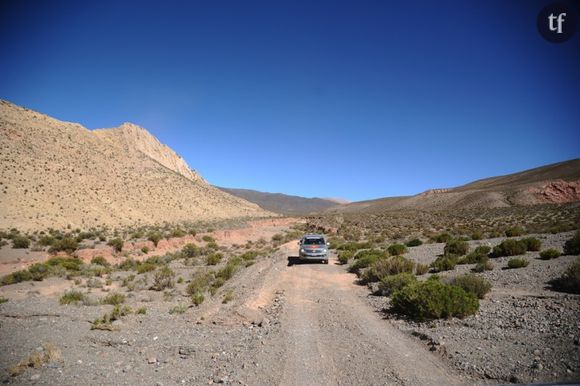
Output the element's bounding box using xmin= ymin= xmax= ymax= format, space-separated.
xmin=326 ymin=159 xmax=580 ymax=214
xmin=215 ymin=187 xmax=341 ymax=215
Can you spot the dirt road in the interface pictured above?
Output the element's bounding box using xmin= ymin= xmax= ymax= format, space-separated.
xmin=235 ymin=242 xmax=461 ymax=385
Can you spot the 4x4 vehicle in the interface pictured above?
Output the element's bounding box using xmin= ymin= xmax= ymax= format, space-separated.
xmin=298 ymin=234 xmax=330 ymax=264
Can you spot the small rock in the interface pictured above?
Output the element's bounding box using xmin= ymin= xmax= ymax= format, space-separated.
xmin=148 ymin=357 xmax=157 ymax=364
xmin=30 ymin=374 xmax=40 ymax=381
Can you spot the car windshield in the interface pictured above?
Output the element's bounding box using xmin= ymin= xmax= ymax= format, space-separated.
xmin=303 ymin=238 xmax=325 ymax=245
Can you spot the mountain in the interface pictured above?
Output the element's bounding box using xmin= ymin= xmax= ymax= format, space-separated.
xmin=0 ymin=100 xmax=272 ymax=231
xmin=216 ymin=187 xmax=341 ymax=214
xmin=327 ymin=159 xmax=580 ymax=214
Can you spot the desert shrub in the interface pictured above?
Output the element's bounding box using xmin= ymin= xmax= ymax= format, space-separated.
xmin=338 ymin=250 xmax=354 ymax=265
xmin=169 ymin=304 xmax=188 ymax=314
xmin=91 ymin=256 xmax=110 ymax=267
xmin=505 ymin=226 xmax=525 ymax=237
xmin=378 ymin=273 xmax=417 ymax=295
xmin=0 ymin=296 xmax=7 ymax=304
xmin=240 ymin=250 xmax=259 ymax=261
xmin=459 ymin=249 xmax=489 ymax=265
xmin=1 ymin=270 xmax=33 ymax=285
xmin=118 ymin=258 xmax=138 ymax=271
xmin=507 ymin=258 xmax=529 ymax=269
xmin=151 ymin=266 xmax=175 ymax=290
xmin=539 ymin=248 xmax=561 ymax=260
xmin=37 ymin=235 xmax=56 ymax=246
xmin=92 ymin=305 xmax=132 ymax=330
xmin=473 ymin=259 xmax=494 ymax=272
xmin=46 ymin=257 xmax=82 ymax=271
xmin=136 ymin=263 xmax=156 ymax=274
xmin=101 ymin=292 xmax=125 ymax=305
xmin=471 ymin=231 xmax=483 ymax=240
xmin=549 ymin=257 xmax=580 ymax=294
xmin=222 ymin=290 xmax=234 ymax=304
xmin=202 ymin=235 xmax=215 ymax=243
xmin=405 ymin=238 xmax=423 ymax=247
xmin=216 ymin=257 xmax=243 ymax=281
xmin=147 ymin=232 xmax=162 ymax=247
xmin=191 ymin=292 xmax=205 ymax=305
xmin=337 ymin=241 xmax=372 ymax=252
xmin=187 ymin=271 xmax=213 ymax=295
xmin=271 ymin=233 xmax=284 ymax=242
xmin=141 ymin=246 xmax=149 ymax=254
xmin=415 ymin=263 xmax=429 ymax=275
xmin=171 ymin=228 xmax=186 ymax=238
xmin=391 ymin=279 xmax=479 ymax=320
xmin=361 ymin=256 xmax=415 ymax=283
xmin=48 ymin=237 xmax=78 ymax=253
xmin=59 ymin=290 xmax=87 ymax=305
xmin=28 ymin=263 xmax=50 ymax=281
xmin=12 ymin=236 xmax=30 ymax=249
xmin=444 ymin=240 xmax=469 ymax=256
xmin=430 ymin=256 xmax=458 ymax=272
xmin=563 ymin=231 xmax=580 ymax=255
xmin=348 ymin=250 xmax=387 ymax=274
xmin=491 ymin=239 xmax=527 ymax=257
xmin=449 ymin=274 xmax=491 ymax=299
xmin=206 ymin=253 xmax=223 ymax=265
xmin=136 ymin=307 xmax=147 ymax=314
xmin=107 ymin=238 xmax=124 ymax=252
xmin=433 ymin=233 xmax=452 ymax=243
xmin=521 ymin=237 xmax=541 ymax=252
xmin=182 ymin=243 xmax=200 ymax=258
xmin=474 ymin=245 xmax=491 ymax=255
xmin=387 ymin=244 xmax=407 ymax=256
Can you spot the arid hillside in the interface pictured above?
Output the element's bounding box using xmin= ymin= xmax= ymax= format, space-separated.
xmin=328 ymin=159 xmax=580 ymax=214
xmin=0 ymin=100 xmax=272 ymax=231
xmin=216 ymin=187 xmax=340 ymax=214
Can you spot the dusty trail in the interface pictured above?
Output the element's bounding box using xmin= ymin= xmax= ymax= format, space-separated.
xmin=238 ymin=241 xmax=461 ymax=386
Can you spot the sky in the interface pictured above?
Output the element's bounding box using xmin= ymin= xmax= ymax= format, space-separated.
xmin=1 ymin=0 xmax=579 ymax=201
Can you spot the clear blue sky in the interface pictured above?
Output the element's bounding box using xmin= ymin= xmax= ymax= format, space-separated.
xmin=1 ymin=1 xmax=579 ymax=201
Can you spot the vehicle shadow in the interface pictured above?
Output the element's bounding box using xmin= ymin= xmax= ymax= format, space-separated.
xmin=287 ymin=256 xmax=323 ymax=267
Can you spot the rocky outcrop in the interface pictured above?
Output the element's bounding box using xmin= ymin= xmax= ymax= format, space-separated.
xmin=528 ymin=180 xmax=580 ymax=204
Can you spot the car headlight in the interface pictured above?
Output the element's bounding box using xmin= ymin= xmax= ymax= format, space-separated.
xmin=322 ymin=249 xmax=327 ymax=253
xmin=300 ymin=248 xmax=305 ymax=253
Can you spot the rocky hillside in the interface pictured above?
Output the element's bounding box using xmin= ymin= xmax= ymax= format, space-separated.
xmin=328 ymin=159 xmax=580 ymax=214
xmin=216 ymin=187 xmax=340 ymax=214
xmin=0 ymin=100 xmax=272 ymax=231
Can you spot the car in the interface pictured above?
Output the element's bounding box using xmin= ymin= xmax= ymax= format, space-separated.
xmin=298 ymin=234 xmax=330 ymax=264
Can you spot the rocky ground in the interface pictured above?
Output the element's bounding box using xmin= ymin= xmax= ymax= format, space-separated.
xmin=0 ymin=224 xmax=578 ymax=385
xmin=365 ymin=231 xmax=580 ymax=384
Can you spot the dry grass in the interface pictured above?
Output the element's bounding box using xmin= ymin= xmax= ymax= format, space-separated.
xmin=9 ymin=342 xmax=61 ymax=377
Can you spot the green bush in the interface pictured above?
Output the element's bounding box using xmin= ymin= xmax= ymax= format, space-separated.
xmin=491 ymin=239 xmax=527 ymax=257
xmin=28 ymin=263 xmax=50 ymax=281
xmin=449 ymin=274 xmax=492 ymax=299
xmin=37 ymin=235 xmax=56 ymax=246
xmin=391 ymin=279 xmax=479 ymax=320
xmin=549 ymin=257 xmax=580 ymax=294
xmin=564 ymin=231 xmax=580 ymax=255
xmin=521 ymin=237 xmax=541 ymax=252
xmin=202 ymin=235 xmax=215 ymax=243
xmin=136 ymin=263 xmax=156 ymax=274
xmin=505 ymin=226 xmax=525 ymax=237
xmin=107 ymin=238 xmax=124 ymax=252
xmin=378 ymin=273 xmax=417 ymax=295
xmin=473 ymin=259 xmax=494 ymax=272
xmin=474 ymin=245 xmax=491 ymax=255
xmin=471 ymin=231 xmax=483 ymax=240
xmin=444 ymin=240 xmax=469 ymax=256
xmin=337 ymin=241 xmax=372 ymax=252
xmin=539 ymin=248 xmax=561 ymax=260
xmin=216 ymin=257 xmax=243 ymax=281
xmin=405 ymin=238 xmax=423 ymax=247
xmin=361 ymin=256 xmax=415 ymax=283
xmin=91 ymin=256 xmax=110 ymax=267
xmin=46 ymin=257 xmax=82 ymax=271
xmin=433 ymin=233 xmax=452 ymax=243
xmin=338 ymin=250 xmax=354 ymax=265
xmin=60 ymin=290 xmax=87 ymax=305
xmin=430 ymin=256 xmax=458 ymax=272
xmin=171 ymin=228 xmax=186 ymax=238
xmin=207 ymin=253 xmax=223 ymax=265
xmin=182 ymin=243 xmax=200 ymax=258
xmin=151 ymin=266 xmax=175 ymax=290
xmin=191 ymin=292 xmax=205 ymax=305
xmin=141 ymin=246 xmax=149 ymax=254
xmin=148 ymin=232 xmax=162 ymax=247
xmin=187 ymin=271 xmax=213 ymax=295
xmin=48 ymin=237 xmax=78 ymax=253
xmin=348 ymin=250 xmax=387 ymax=274
xmin=12 ymin=236 xmax=30 ymax=249
xmin=101 ymin=292 xmax=125 ymax=305
xmin=415 ymin=263 xmax=429 ymax=275
xmin=507 ymin=258 xmax=529 ymax=269
xmin=459 ymin=249 xmax=489 ymax=265
xmin=1 ymin=270 xmax=33 ymax=285
xmin=387 ymin=244 xmax=407 ymax=256
xmin=118 ymin=258 xmax=138 ymax=271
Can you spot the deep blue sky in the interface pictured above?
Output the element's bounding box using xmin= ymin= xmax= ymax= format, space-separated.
xmin=1 ymin=1 xmax=579 ymax=201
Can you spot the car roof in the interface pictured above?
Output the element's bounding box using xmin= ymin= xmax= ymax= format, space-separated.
xmin=303 ymin=234 xmax=325 ymax=238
